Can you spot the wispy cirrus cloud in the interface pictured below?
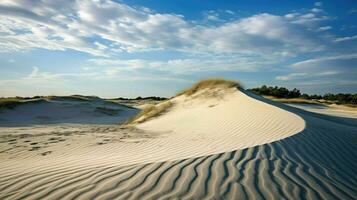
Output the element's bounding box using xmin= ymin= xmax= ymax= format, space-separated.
xmin=334 ymin=35 xmax=357 ymax=42
xmin=276 ymin=54 xmax=357 ymax=90
xmin=88 ymin=55 xmax=280 ymax=75
xmin=291 ymin=54 xmax=357 ymax=68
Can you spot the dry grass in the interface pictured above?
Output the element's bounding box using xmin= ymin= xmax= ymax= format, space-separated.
xmin=176 ymin=79 xmax=241 ymax=97
xmin=126 ymin=79 xmax=240 ymax=124
xmin=126 ymin=100 xmax=173 ymax=124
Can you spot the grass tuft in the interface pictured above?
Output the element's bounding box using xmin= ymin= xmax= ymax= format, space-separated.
xmin=126 ymin=100 xmax=173 ymax=124
xmin=126 ymin=79 xmax=240 ymax=124
xmin=176 ymin=79 xmax=241 ymax=96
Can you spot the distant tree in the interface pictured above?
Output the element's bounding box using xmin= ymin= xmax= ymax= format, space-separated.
xmin=301 ymin=93 xmax=310 ymax=99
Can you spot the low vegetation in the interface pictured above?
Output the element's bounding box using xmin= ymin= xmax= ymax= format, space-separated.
xmin=95 ymin=106 xmax=121 ymax=115
xmin=177 ymin=79 xmax=241 ymax=96
xmin=104 ymin=100 xmax=136 ymax=109
xmin=126 ymin=100 xmax=173 ymax=124
xmin=0 ymin=98 xmax=46 ymax=110
xmin=0 ymin=95 xmax=94 ymax=110
xmin=250 ymin=85 xmax=301 ymax=98
xmin=112 ymin=96 xmax=168 ymax=101
xmin=250 ymin=85 xmax=357 ymax=106
xmin=45 ymin=95 xmax=91 ymax=101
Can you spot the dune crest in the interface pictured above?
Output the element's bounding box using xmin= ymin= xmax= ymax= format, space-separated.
xmin=136 ymin=85 xmax=305 ymax=153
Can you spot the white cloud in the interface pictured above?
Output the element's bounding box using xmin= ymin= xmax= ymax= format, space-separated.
xmin=276 ymin=71 xmax=339 ymax=81
xmin=334 ymin=35 xmax=357 ymax=42
xmin=276 ymin=54 xmax=357 ymax=86
xmin=318 ymin=71 xmax=340 ymax=76
xmin=276 ymin=73 xmax=307 ymax=81
xmin=0 ymin=0 xmax=333 ymax=57
xmin=318 ymin=26 xmax=331 ymax=31
xmin=291 ymin=54 xmax=357 ymax=68
xmin=0 ymin=65 xmax=191 ymax=90
xmin=314 ymin=2 xmax=323 ymax=7
xmin=88 ymin=55 xmax=277 ymax=75
xmin=28 ymin=66 xmax=39 ymax=78
xmin=94 ymin=42 xmax=108 ymax=50
xmin=311 ymin=8 xmax=323 ymax=13
xmin=225 ymin=10 xmax=235 ymax=15
xmin=202 ymin=10 xmax=223 ymax=22
xmin=288 ymin=12 xmax=329 ymax=25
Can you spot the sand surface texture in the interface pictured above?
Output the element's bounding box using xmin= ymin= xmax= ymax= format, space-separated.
xmin=0 ymin=97 xmax=138 ymax=127
xmin=0 ymin=88 xmax=356 ymax=199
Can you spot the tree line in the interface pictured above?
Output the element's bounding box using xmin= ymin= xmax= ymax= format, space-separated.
xmin=249 ymin=85 xmax=357 ymax=105
xmin=113 ymin=96 xmax=168 ymax=101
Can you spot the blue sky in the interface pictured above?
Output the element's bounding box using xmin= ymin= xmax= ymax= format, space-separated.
xmin=0 ymin=0 xmax=356 ymax=97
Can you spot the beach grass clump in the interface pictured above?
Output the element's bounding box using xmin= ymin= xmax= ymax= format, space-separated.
xmin=127 ymin=100 xmax=173 ymax=124
xmin=176 ymin=79 xmax=241 ymax=96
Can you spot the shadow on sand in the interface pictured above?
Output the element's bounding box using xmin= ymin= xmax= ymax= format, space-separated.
xmin=0 ymin=100 xmax=139 ymax=127
xmin=1 ymin=89 xmax=356 ymax=199
xmin=83 ymin=90 xmax=357 ymax=199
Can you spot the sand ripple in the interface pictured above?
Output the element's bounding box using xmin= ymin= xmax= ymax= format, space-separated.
xmin=0 ymin=91 xmax=356 ymax=199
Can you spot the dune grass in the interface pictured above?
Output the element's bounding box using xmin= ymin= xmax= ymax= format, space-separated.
xmin=126 ymin=79 xmax=240 ymax=124
xmin=45 ymin=95 xmax=91 ymax=101
xmin=95 ymin=106 xmax=121 ymax=116
xmin=0 ymin=98 xmax=47 ymax=110
xmin=0 ymin=95 xmax=92 ymax=110
xmin=126 ymin=100 xmax=173 ymax=124
xmin=176 ymin=79 xmax=241 ymax=96
xmin=104 ymin=100 xmax=137 ymax=109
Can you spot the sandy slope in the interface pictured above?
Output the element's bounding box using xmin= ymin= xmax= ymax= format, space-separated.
xmin=287 ymin=103 xmax=357 ymax=118
xmin=0 ymin=88 xmax=356 ymax=199
xmin=0 ymin=98 xmax=138 ymax=126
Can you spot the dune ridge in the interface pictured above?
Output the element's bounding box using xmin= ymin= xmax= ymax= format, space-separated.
xmin=0 ymin=97 xmax=138 ymax=127
xmin=0 ymin=87 xmax=356 ymax=199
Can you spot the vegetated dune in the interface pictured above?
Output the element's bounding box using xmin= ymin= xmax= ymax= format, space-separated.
xmin=0 ymin=96 xmax=139 ymax=127
xmin=0 ymin=80 xmax=356 ymax=199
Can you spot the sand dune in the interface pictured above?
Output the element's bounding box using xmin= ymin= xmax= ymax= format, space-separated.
xmin=0 ymin=97 xmax=138 ymax=127
xmin=287 ymin=103 xmax=357 ymax=119
xmin=0 ymin=86 xmax=356 ymax=199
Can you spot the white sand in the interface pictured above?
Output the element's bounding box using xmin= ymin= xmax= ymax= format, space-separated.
xmin=0 ymin=88 xmax=356 ymax=199
xmin=286 ymin=103 xmax=357 ymax=118
xmin=136 ymin=87 xmax=305 ymax=156
xmin=0 ymin=98 xmax=138 ymax=126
